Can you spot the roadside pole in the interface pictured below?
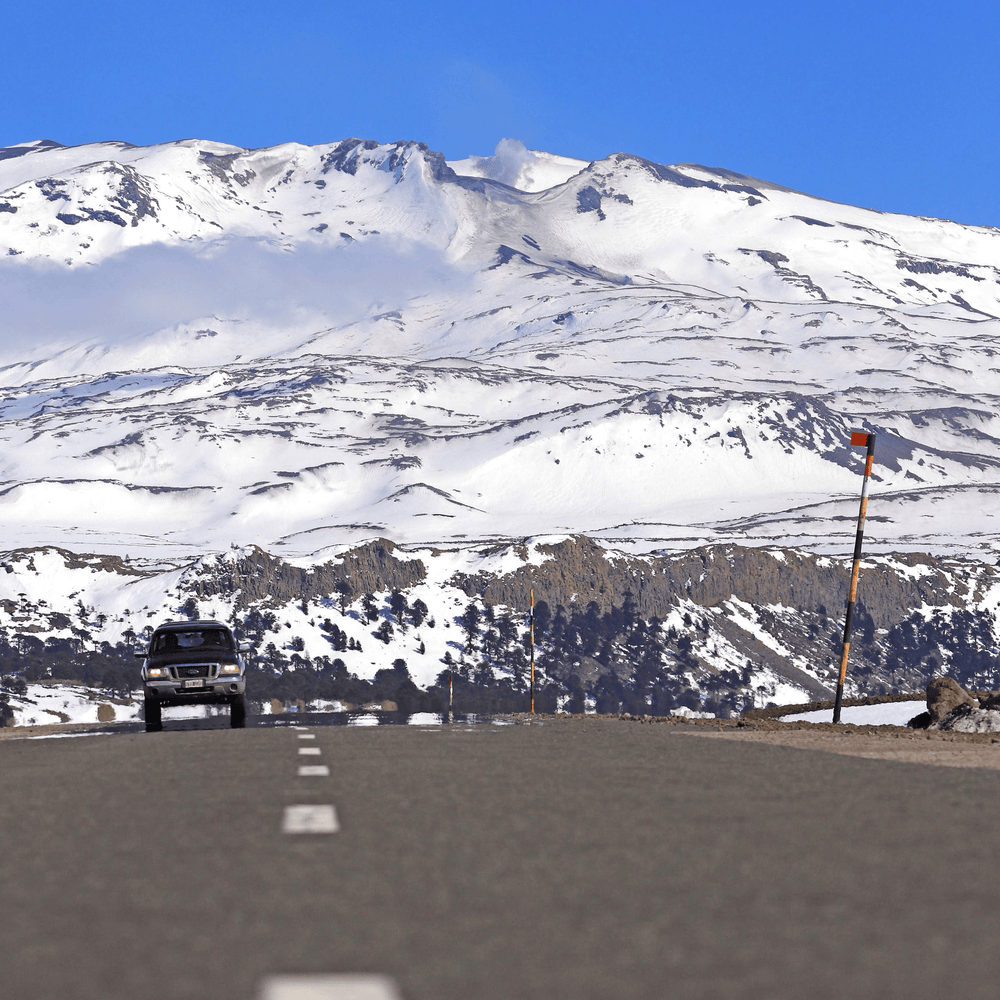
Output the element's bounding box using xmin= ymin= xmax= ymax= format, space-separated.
xmin=530 ymin=589 xmax=535 ymax=714
xmin=833 ymin=431 xmax=876 ymax=723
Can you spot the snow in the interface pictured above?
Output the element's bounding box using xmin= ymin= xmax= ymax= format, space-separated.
xmin=0 ymin=133 xmax=999 ymax=566
xmin=447 ymin=144 xmax=588 ymax=192
xmin=407 ymin=712 xmax=445 ymax=725
xmin=781 ymin=700 xmax=925 ymax=726
xmin=670 ymin=706 xmax=715 ymax=719
xmin=724 ymin=599 xmax=794 ymax=658
xmin=19 ymin=731 xmax=118 ymax=740
xmin=6 ymin=683 xmax=141 ymax=727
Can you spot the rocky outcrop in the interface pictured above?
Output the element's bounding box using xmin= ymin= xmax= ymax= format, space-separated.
xmin=927 ymin=676 xmax=977 ymax=724
xmin=183 ymin=540 xmax=427 ymax=608
xmin=934 ymin=704 xmax=1000 ymax=734
xmin=916 ymin=677 xmax=1000 ymax=732
xmin=452 ymin=536 xmax=992 ymax=629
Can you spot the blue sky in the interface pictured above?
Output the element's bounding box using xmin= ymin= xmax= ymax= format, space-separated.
xmin=4 ymin=0 xmax=999 ymax=226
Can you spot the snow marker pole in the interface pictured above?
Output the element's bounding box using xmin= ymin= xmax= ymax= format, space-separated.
xmin=530 ymin=589 xmax=535 ymax=715
xmin=833 ymin=431 xmax=876 ymax=723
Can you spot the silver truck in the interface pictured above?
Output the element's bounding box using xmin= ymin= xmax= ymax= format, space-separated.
xmin=135 ymin=619 xmax=251 ymax=732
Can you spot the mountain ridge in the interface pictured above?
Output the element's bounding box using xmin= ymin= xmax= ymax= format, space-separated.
xmin=1 ymin=135 xmax=998 ymax=562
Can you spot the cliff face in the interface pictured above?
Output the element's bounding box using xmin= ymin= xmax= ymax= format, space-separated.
xmin=453 ymin=536 xmax=989 ymax=626
xmin=183 ymin=539 xmax=427 ymax=607
xmin=447 ymin=536 xmax=999 ymax=704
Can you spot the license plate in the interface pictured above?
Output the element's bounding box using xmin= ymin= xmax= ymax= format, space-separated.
xmin=183 ymin=679 xmax=205 ymax=689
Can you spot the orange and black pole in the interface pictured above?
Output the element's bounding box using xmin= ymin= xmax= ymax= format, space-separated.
xmin=833 ymin=431 xmax=876 ymax=723
xmin=529 ymin=588 xmax=535 ymax=714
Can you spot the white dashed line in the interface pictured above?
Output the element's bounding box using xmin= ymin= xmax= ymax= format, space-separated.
xmin=282 ymin=804 xmax=339 ymax=834
xmin=298 ymin=734 xmax=316 ymax=739
xmin=259 ymin=974 xmax=401 ymax=999
xmin=298 ymin=747 xmax=322 ymax=756
xmin=298 ymin=765 xmax=330 ymax=776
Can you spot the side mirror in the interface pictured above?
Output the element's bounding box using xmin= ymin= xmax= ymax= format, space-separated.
xmin=133 ymin=649 xmax=147 ymax=660
xmin=239 ymin=642 xmax=252 ymax=652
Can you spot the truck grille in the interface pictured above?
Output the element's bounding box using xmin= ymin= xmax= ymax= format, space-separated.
xmin=171 ymin=664 xmax=214 ymax=679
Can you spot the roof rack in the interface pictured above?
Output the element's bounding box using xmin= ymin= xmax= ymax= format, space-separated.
xmin=155 ymin=619 xmax=231 ymax=628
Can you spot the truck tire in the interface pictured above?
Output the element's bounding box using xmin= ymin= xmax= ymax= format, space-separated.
xmin=230 ymin=693 xmax=247 ymax=729
xmin=144 ymin=695 xmax=162 ymax=732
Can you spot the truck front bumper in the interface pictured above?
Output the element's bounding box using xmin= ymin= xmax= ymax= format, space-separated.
xmin=144 ymin=677 xmax=246 ymax=706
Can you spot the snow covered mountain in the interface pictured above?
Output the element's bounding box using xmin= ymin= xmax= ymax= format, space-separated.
xmin=1 ymin=135 xmax=999 ymax=561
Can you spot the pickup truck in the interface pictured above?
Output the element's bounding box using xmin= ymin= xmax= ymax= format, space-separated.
xmin=136 ymin=619 xmax=251 ymax=732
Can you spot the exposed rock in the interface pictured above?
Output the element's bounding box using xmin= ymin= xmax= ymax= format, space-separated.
xmin=926 ymin=676 xmax=976 ymax=724
xmin=96 ymin=703 xmax=115 ymax=722
xmin=185 ymin=540 xmax=426 ymax=608
xmin=934 ymin=703 xmax=1000 ymax=734
xmin=453 ymin=536 xmax=983 ymax=631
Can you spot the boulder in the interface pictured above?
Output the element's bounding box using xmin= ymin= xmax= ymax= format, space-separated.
xmin=926 ymin=677 xmax=976 ymax=724
xmin=980 ymin=691 xmax=1000 ymax=711
xmin=935 ymin=703 xmax=1000 ymax=733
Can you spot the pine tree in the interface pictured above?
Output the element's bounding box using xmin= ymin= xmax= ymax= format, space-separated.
xmin=410 ymin=598 xmax=429 ymax=628
xmin=460 ymin=602 xmax=481 ymax=653
xmin=389 ymin=590 xmax=409 ymax=630
xmin=336 ymin=581 xmax=351 ymax=617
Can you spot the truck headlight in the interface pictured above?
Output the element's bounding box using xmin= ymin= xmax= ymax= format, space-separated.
xmin=219 ymin=663 xmax=240 ymax=674
xmin=147 ymin=667 xmax=169 ymax=679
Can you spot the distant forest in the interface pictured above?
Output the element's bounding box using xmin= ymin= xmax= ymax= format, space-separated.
xmin=2 ymin=588 xmax=1000 ymax=721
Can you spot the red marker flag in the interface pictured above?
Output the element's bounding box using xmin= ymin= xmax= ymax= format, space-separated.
xmin=850 ymin=431 xmax=869 ymax=447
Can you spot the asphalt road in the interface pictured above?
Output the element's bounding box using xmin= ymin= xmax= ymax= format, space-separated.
xmin=4 ymin=717 xmax=1000 ymax=999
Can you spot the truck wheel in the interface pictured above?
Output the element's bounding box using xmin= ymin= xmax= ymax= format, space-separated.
xmin=230 ymin=693 xmax=247 ymax=729
xmin=144 ymin=696 xmax=162 ymax=732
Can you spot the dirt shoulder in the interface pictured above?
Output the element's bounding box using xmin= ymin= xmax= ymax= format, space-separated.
xmin=658 ymin=716 xmax=1000 ymax=770
xmin=517 ymin=712 xmax=1000 ymax=771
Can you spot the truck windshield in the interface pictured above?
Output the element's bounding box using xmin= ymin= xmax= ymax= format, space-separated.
xmin=153 ymin=629 xmax=232 ymax=653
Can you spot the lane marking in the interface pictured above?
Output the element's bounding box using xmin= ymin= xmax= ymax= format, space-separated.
xmin=298 ymin=765 xmax=330 ymax=776
xmin=298 ymin=734 xmax=316 ymax=740
xmin=282 ymin=805 xmax=339 ymax=834
xmin=298 ymin=747 xmax=322 ymax=756
xmin=259 ymin=974 xmax=401 ymax=999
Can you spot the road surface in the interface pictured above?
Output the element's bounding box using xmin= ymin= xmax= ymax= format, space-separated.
xmin=3 ymin=716 xmax=1000 ymax=999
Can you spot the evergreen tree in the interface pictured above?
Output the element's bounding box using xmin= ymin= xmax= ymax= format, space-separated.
xmin=410 ymin=598 xmax=429 ymax=628
xmin=336 ymin=580 xmax=351 ymax=617
xmin=460 ymin=602 xmax=481 ymax=653
xmin=389 ymin=590 xmax=409 ymax=629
